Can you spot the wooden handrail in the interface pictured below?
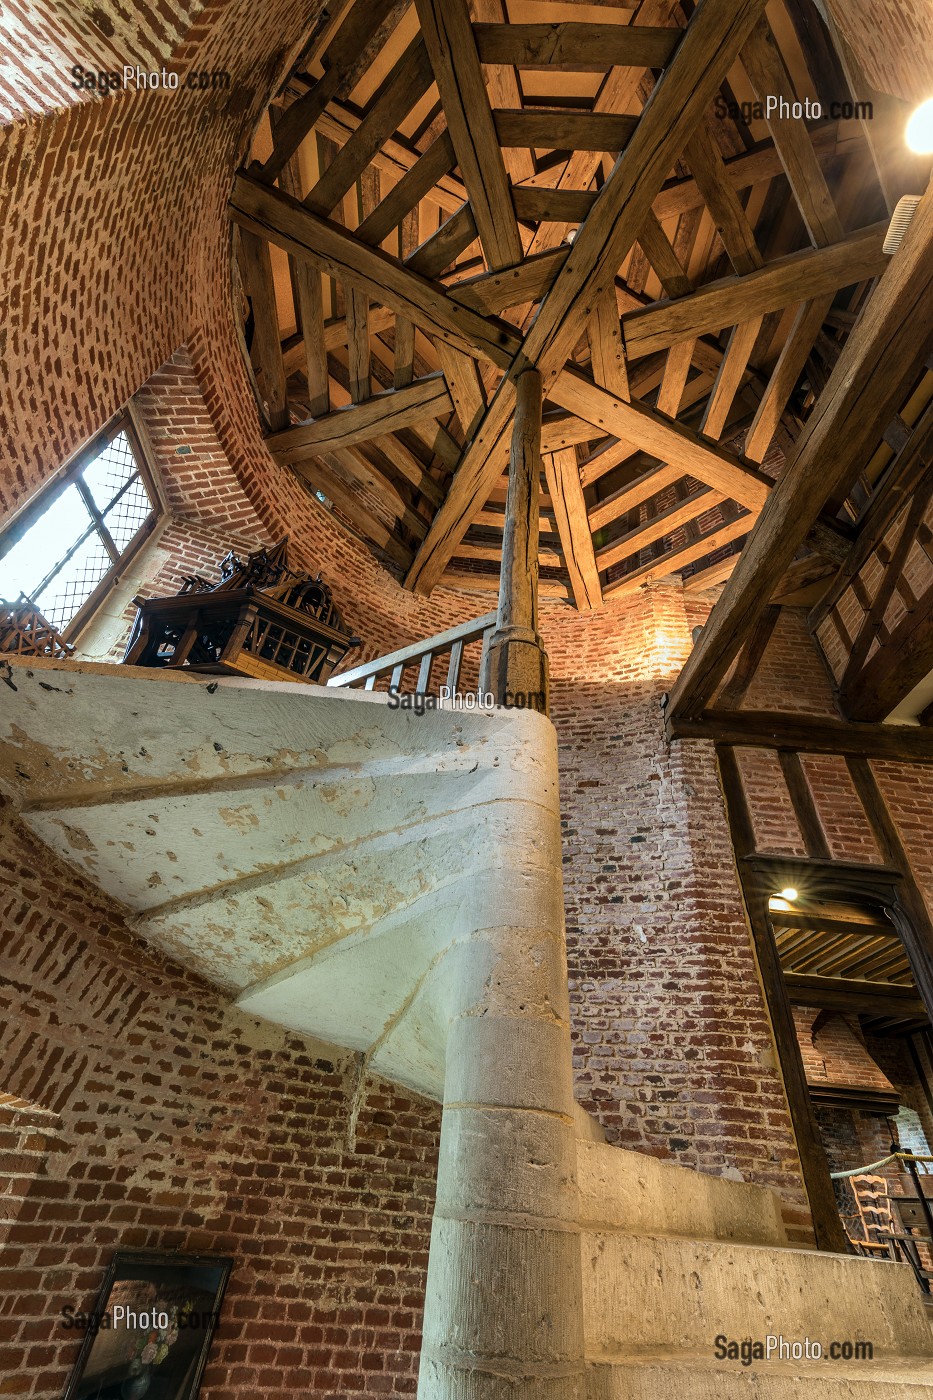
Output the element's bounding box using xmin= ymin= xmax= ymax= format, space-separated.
xmin=327 ymin=612 xmax=497 ymax=692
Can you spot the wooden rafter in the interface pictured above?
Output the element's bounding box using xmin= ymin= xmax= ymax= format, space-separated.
xmin=405 ymin=0 xmax=770 ymax=594
xmin=543 ymin=448 xmax=602 ymax=610
xmin=415 ymin=0 xmax=522 ymax=272
xmin=228 ymin=0 xmax=915 ymax=616
xmin=623 ymin=223 xmax=889 ymax=360
xmin=668 ymin=181 xmax=933 ymax=721
xmin=267 ymin=374 xmax=454 ymax=463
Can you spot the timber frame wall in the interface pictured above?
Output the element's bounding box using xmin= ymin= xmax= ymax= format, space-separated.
xmin=713 ymin=731 xmax=933 ymax=1251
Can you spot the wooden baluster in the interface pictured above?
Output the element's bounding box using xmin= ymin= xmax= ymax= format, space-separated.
xmin=446 ymin=640 xmax=464 ymax=694
xmin=417 ymin=651 xmax=434 ymax=693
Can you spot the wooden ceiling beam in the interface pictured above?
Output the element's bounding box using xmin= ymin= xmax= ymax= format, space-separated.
xmin=596 ymin=485 xmax=724 ymax=572
xmin=588 ymin=463 xmax=683 ymax=533
xmin=623 ymin=222 xmax=889 ymax=360
xmin=266 ymin=374 xmax=454 ymax=463
xmin=456 ymin=539 xmax=564 ymax=568
xmin=316 ymin=104 xmax=467 ymax=216
xmin=838 ymin=483 xmax=933 ymax=690
xmin=740 ymin=17 xmax=844 ymax=247
xmin=512 ymin=186 xmax=597 ymax=225
xmin=543 ymin=448 xmax=603 ymax=610
xmin=700 ymin=316 xmax=763 ymax=441
xmin=473 ymin=22 xmax=679 ymax=70
xmin=448 ymin=246 xmax=569 ymax=314
xmin=302 ymin=37 xmax=435 ymax=217
xmin=685 ymin=122 xmax=763 ymax=277
xmin=666 ymin=709 xmax=933 ymax=763
xmin=810 ymin=398 xmax=933 ymax=630
xmin=324 ymin=446 xmax=429 ymax=538
xmin=667 ymin=181 xmax=933 ymax=722
xmin=471 ymin=0 xmax=535 ymax=185
xmin=604 ymin=511 xmax=752 ymax=599
xmin=637 ymin=212 xmax=692 ymax=299
xmin=405 ymin=0 xmax=769 ymax=594
xmin=682 ymin=551 xmax=740 ymax=592
xmin=415 ymin=0 xmax=523 ymax=271
xmin=588 ymin=292 xmax=631 ymax=400
xmin=406 ymin=203 xmax=479 ymax=279
xmin=714 ymin=602 xmax=780 ymax=710
xmin=294 ymin=456 xmax=414 ymax=569
xmin=230 ymin=174 xmax=521 ymax=368
xmin=257 ymin=0 xmax=397 ymax=182
xmin=493 ymin=109 xmax=638 ymax=153
xmin=355 ymin=133 xmax=457 ymax=250
xmin=435 ymin=340 xmax=487 ymax=441
xmin=440 ymin=570 xmax=573 ymax=601
xmin=519 ymin=0 xmax=683 ymax=262
xmin=743 ymin=295 xmax=834 ymax=463
xmin=372 ymin=433 xmax=444 ymax=508
xmin=236 ymin=230 xmax=289 ymax=432
xmin=783 ymin=974 xmax=924 ymax=1019
xmin=514 ymin=123 xmax=844 ymax=229
xmin=551 ymin=367 xmax=772 ymax=511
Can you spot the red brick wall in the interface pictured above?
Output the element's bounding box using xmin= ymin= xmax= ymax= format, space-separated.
xmin=794 ymin=1008 xmax=897 ymax=1097
xmin=542 ymin=583 xmax=815 ymax=1243
xmin=0 ymin=800 xmax=439 ymax=1398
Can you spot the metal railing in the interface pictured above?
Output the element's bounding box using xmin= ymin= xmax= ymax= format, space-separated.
xmin=327 ymin=612 xmax=497 ymax=698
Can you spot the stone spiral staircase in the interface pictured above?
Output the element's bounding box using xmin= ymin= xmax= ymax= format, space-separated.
xmin=1 ymin=655 xmax=932 ymax=1397
xmin=574 ymin=1114 xmax=933 ymax=1396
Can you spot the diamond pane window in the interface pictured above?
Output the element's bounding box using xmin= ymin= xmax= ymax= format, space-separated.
xmin=0 ymin=411 xmax=162 ymax=640
xmin=82 ymin=432 xmax=139 ymax=513
xmin=34 ymin=531 xmax=114 ymax=631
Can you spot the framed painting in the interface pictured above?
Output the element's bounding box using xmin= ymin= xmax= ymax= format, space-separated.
xmin=62 ymin=1251 xmax=232 ymax=1400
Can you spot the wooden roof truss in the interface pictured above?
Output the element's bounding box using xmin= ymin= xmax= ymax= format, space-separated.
xmin=229 ymin=0 xmax=915 ymax=612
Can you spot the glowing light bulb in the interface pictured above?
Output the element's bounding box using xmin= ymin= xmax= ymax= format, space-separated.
xmin=906 ymin=97 xmax=933 ymax=155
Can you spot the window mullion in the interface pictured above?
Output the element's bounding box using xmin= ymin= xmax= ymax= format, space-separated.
xmin=74 ymin=477 xmax=121 ymax=564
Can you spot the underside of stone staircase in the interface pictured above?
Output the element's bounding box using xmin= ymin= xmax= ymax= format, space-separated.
xmin=1 ymin=656 xmax=932 ymax=1397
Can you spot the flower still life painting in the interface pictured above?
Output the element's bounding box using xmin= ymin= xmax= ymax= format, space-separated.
xmin=62 ymin=1252 xmax=232 ymax=1400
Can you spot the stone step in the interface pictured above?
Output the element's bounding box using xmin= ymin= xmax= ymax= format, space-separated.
xmin=583 ymin=1231 xmax=933 ymax=1360
xmin=586 ymin=1353 xmax=933 ymax=1398
xmin=577 ymin=1138 xmax=788 ymax=1247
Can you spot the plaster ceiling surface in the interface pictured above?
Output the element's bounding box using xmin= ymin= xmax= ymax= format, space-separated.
xmin=0 ymin=657 xmax=560 ymax=1098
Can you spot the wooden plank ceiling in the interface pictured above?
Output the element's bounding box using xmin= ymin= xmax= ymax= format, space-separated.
xmin=771 ymin=895 xmax=929 ymax=1036
xmin=229 ymin=0 xmax=913 ymax=612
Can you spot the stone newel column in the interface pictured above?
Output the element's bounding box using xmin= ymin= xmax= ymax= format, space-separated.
xmin=417 ymin=759 xmax=585 ymax=1399
xmin=481 ymin=369 xmax=550 ymax=715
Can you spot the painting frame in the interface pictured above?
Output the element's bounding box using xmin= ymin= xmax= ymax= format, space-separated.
xmin=62 ymin=1250 xmax=233 ymax=1400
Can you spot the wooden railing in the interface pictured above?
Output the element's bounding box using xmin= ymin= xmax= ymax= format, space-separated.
xmin=327 ymin=612 xmax=497 ymax=697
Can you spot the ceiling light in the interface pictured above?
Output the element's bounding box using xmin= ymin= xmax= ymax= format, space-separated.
xmin=883 ymin=196 xmax=922 ymax=254
xmin=906 ymin=97 xmax=933 ymax=154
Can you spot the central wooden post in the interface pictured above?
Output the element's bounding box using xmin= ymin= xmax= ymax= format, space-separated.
xmin=481 ymin=369 xmax=550 ymax=713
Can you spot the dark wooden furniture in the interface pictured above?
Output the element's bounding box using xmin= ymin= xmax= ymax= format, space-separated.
xmin=0 ymin=596 xmax=74 ymax=658
xmin=123 ymin=538 xmax=359 ymax=685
